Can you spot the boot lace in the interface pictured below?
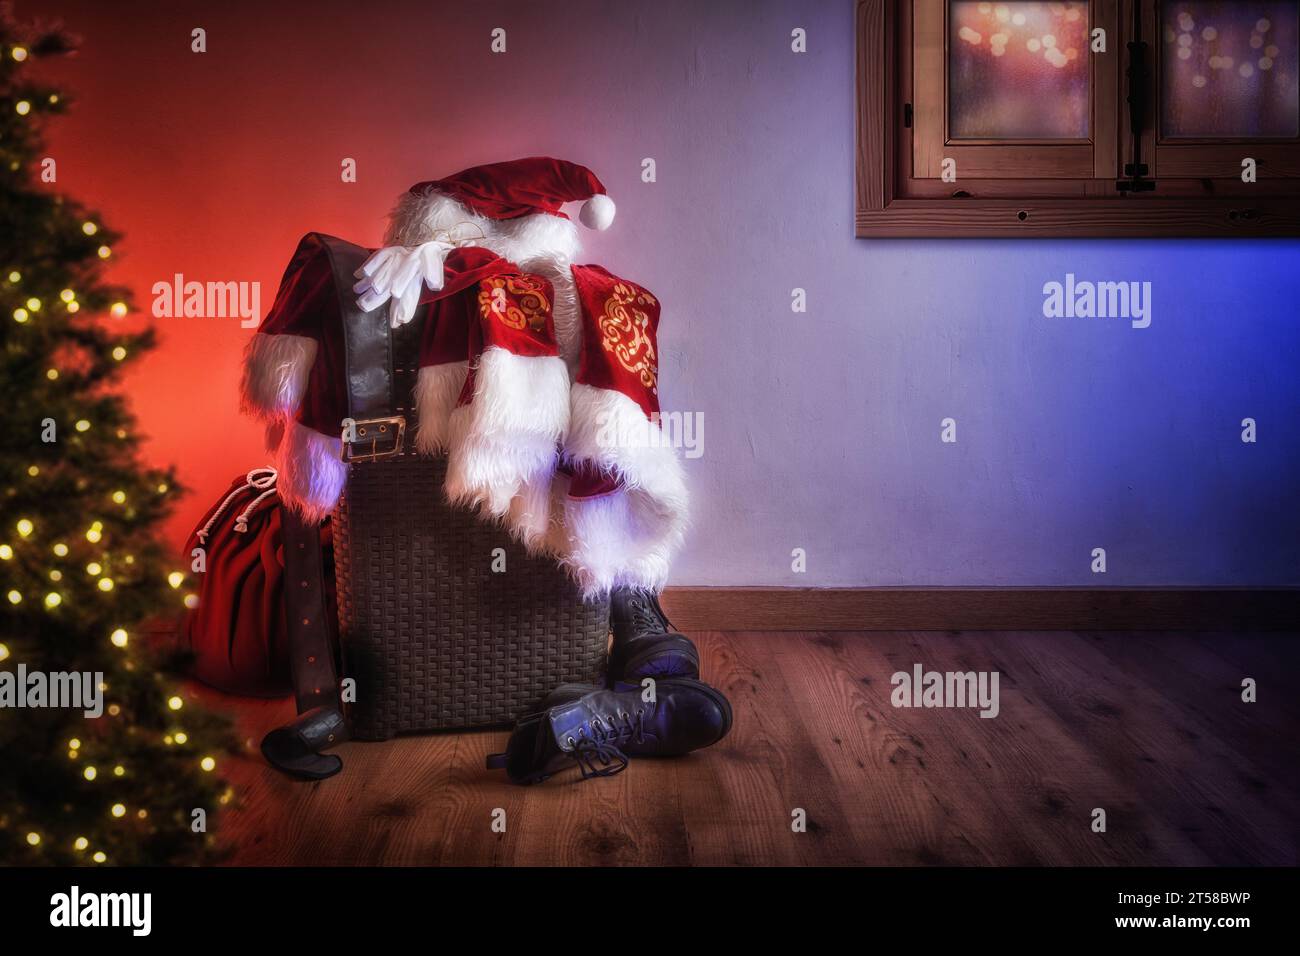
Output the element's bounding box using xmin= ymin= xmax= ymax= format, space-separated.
xmin=627 ymin=596 xmax=666 ymax=634
xmin=564 ymin=707 xmax=648 ymax=780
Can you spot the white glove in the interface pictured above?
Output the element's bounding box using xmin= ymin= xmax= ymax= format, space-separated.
xmin=353 ymin=241 xmax=452 ymax=328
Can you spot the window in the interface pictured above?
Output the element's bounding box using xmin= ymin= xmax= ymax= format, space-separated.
xmin=856 ymin=0 xmax=1300 ymax=236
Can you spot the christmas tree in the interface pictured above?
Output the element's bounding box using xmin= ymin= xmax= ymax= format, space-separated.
xmin=0 ymin=7 xmax=234 ymax=865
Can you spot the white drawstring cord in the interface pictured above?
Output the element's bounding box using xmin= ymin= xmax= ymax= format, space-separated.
xmin=196 ymin=467 xmax=278 ymax=542
xmin=234 ymin=486 xmax=278 ymax=533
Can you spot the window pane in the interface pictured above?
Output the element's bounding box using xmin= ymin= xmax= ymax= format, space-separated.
xmin=948 ymin=2 xmax=1091 ymax=139
xmin=1161 ymin=2 xmax=1300 ymax=138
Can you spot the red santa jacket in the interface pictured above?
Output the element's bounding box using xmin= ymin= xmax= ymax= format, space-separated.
xmin=240 ymin=233 xmax=687 ymax=597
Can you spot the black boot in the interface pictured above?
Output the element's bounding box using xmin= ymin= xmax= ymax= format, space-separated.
xmin=608 ymin=587 xmax=700 ymax=685
xmin=486 ymin=678 xmax=731 ymax=785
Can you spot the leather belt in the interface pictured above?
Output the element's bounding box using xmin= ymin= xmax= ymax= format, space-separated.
xmin=262 ymin=233 xmax=403 ymax=780
xmin=260 ymin=507 xmax=350 ymax=779
xmin=319 ymin=234 xmax=405 ymax=460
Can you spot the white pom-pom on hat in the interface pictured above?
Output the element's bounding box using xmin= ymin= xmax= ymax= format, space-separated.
xmin=579 ymin=193 xmax=616 ymax=231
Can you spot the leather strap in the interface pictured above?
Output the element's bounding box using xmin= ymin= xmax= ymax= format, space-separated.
xmin=281 ymin=508 xmax=340 ymax=715
xmin=262 ymin=507 xmax=350 ymax=780
xmin=262 ymin=231 xmax=391 ymax=781
xmin=319 ymin=234 xmax=394 ymax=421
xmin=261 ymin=235 xmax=409 ymax=779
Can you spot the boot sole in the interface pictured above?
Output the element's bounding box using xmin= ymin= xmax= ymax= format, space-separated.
xmin=616 ymin=641 xmax=701 ymax=684
xmin=489 ymin=715 xmax=567 ymax=786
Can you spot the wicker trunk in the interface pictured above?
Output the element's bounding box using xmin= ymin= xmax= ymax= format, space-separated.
xmin=334 ymin=454 xmax=610 ymax=740
xmin=305 ymin=234 xmax=608 ymax=741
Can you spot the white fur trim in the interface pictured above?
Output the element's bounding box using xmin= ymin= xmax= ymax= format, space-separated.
xmin=387 ymin=187 xmax=583 ymax=273
xmin=563 ymin=487 xmax=684 ymax=597
xmin=505 ymin=468 xmax=564 ymax=554
xmin=384 ymin=189 xmax=492 ymax=248
xmin=579 ymin=194 xmax=615 ymax=231
xmin=482 ymin=213 xmax=581 ymax=270
xmin=413 ymin=362 xmax=469 ymax=454
xmin=240 ymin=332 xmax=317 ymax=421
xmin=444 ymin=347 xmax=570 ymax=521
xmin=562 ymin=383 xmax=689 ymax=596
xmin=272 ymin=420 xmax=346 ymax=523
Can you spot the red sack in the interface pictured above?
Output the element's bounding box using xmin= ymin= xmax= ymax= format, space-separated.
xmin=182 ymin=467 xmax=331 ymax=697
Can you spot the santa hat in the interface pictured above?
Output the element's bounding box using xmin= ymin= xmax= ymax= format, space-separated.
xmin=410 ymin=157 xmax=616 ymax=231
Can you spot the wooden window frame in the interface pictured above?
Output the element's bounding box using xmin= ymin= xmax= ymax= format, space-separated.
xmin=912 ymin=0 xmax=1118 ymax=179
xmin=857 ymin=0 xmax=1300 ymax=237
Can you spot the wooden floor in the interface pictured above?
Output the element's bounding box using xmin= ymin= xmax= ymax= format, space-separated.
xmin=202 ymin=631 xmax=1299 ymax=866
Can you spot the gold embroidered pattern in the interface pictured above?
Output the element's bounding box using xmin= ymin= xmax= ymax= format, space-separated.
xmin=599 ymin=282 xmax=658 ymax=392
xmin=478 ymin=275 xmax=550 ymax=332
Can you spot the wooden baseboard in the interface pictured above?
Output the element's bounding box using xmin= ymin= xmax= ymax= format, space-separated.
xmin=659 ymin=587 xmax=1299 ymax=632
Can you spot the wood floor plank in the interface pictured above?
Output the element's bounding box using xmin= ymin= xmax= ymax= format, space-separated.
xmin=770 ymin=631 xmax=1004 ymax=865
xmin=860 ymin=630 xmax=1164 ymax=865
xmin=938 ymin=630 xmax=1215 ymax=865
xmin=668 ymin=630 xmax=810 ymax=865
xmin=206 ymin=631 xmax=1300 ymax=866
xmin=989 ymin=631 xmax=1294 ymax=866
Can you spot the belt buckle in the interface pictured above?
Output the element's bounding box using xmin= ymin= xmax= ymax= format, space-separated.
xmin=341 ymin=416 xmax=406 ymax=463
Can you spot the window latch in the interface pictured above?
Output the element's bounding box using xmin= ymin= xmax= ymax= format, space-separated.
xmin=1117 ymin=40 xmax=1156 ymax=193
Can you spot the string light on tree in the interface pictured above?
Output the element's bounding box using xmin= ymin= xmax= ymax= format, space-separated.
xmin=0 ymin=6 xmax=232 ymax=865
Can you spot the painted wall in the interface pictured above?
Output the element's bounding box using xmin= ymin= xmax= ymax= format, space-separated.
xmin=33 ymin=0 xmax=1300 ymax=586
